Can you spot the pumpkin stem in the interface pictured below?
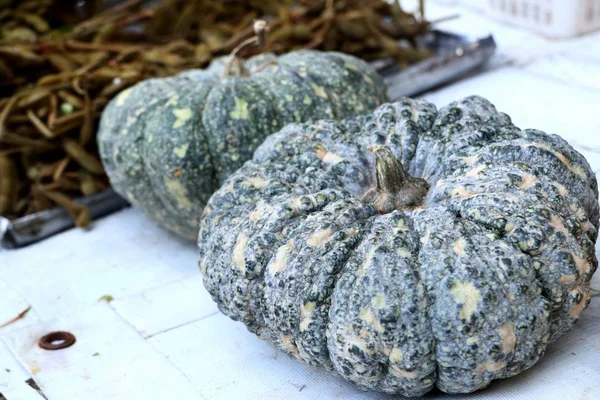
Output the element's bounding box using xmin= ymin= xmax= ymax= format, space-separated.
xmin=224 ymin=20 xmax=269 ymax=78
xmin=362 ymin=145 xmax=429 ymax=212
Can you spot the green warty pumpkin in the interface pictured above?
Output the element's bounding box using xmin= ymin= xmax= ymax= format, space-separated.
xmin=97 ymin=50 xmax=388 ymax=239
xmin=198 ymin=96 xmax=598 ymax=396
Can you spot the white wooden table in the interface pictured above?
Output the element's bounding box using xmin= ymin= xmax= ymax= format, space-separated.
xmin=1 ymin=3 xmax=600 ymax=399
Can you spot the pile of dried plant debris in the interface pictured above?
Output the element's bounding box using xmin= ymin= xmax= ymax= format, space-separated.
xmin=0 ymin=0 xmax=432 ymax=226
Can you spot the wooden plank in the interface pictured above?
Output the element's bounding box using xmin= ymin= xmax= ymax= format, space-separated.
xmin=148 ymin=313 xmax=372 ymax=400
xmin=110 ymin=275 xmax=218 ymax=338
xmin=0 ymin=340 xmax=42 ymax=400
xmin=0 ymin=278 xmax=39 ymax=334
xmin=0 ymin=208 xmax=199 ymax=319
xmin=1 ymin=303 xmax=203 ymax=400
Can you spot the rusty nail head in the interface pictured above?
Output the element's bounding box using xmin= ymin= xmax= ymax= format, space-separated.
xmin=38 ymin=331 xmax=76 ymax=350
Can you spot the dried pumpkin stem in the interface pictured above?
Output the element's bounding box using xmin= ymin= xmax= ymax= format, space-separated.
xmin=362 ymin=145 xmax=429 ymax=212
xmin=223 ymin=19 xmax=269 ymax=78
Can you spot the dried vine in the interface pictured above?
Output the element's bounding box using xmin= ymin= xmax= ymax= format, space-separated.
xmin=0 ymin=0 xmax=433 ymax=225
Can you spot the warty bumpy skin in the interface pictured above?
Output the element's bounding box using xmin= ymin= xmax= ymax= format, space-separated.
xmin=97 ymin=51 xmax=387 ymax=239
xmin=198 ymin=96 xmax=598 ymax=396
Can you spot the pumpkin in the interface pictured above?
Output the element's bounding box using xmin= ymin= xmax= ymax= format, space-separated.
xmin=97 ymin=50 xmax=387 ymax=239
xmin=198 ymin=96 xmax=598 ymax=396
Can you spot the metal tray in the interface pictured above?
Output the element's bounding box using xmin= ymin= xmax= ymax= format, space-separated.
xmin=1 ymin=189 xmax=129 ymax=249
xmin=0 ymin=29 xmax=495 ymax=249
xmin=376 ymin=29 xmax=496 ymax=99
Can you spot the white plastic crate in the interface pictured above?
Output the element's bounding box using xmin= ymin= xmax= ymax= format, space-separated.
xmin=460 ymin=0 xmax=487 ymax=11
xmin=429 ymin=0 xmax=486 ymax=11
xmin=486 ymin=0 xmax=600 ymax=38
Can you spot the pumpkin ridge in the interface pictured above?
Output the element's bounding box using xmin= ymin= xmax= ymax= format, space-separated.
xmin=386 ymin=211 xmax=438 ymax=395
xmin=402 ymin=212 xmax=438 ymax=393
xmin=241 ymin=196 xmax=330 ymax=334
xmin=289 ymin=202 xmax=375 ymax=366
xmin=477 ymin=140 xmax=598 ymax=222
xmin=405 ymin=218 xmax=440 ymax=395
xmin=434 ymin=128 xmax=523 ymax=184
xmin=210 ymin=200 xmax=288 ymax=329
xmin=279 ymin=51 xmax=386 ymax=120
xmin=141 ymin=76 xmax=219 ymax=238
xmin=365 ymin=98 xmax=437 ymax=175
xmin=279 ymin=52 xmax=346 ymax=120
xmin=138 ymin=102 xmax=180 ymax=223
xmin=433 ymin=130 xmax=598 ymax=246
xmin=229 ymin=204 xmax=286 ymax=332
xmin=327 ymin=210 xmax=436 ymax=395
xmin=261 ymin=197 xmax=374 ymax=364
xmin=101 ymin=78 xmax=188 ymax=231
xmin=97 ymin=78 xmax=170 ymax=196
xmin=203 ymin=77 xmax=284 ymax=185
xmin=195 ymin=55 xmax=269 ymax=183
xmin=255 ymin=56 xmax=337 ymax=122
xmin=458 ymin=212 xmax=550 ymax=377
xmin=321 ymin=51 xmax=388 ymax=116
xmin=432 ymin=159 xmax=595 ymax=246
xmin=283 ymin=221 xmax=368 ymax=365
xmin=203 ymin=186 xmax=353 ymax=335
xmin=522 ymin=129 xmax=598 ymax=193
xmin=414 ymin=96 xmax=513 ymax=181
xmin=198 ymin=80 xmax=228 ymax=191
xmin=436 ymin=192 xmax=593 ymax=330
xmin=414 ymin=209 xmax=550 ymax=392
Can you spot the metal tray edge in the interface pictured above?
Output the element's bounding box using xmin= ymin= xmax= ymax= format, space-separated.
xmin=1 ymin=189 xmax=129 ymax=249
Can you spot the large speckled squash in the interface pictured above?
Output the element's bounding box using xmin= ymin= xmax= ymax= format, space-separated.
xmin=97 ymin=50 xmax=387 ymax=239
xmin=198 ymin=96 xmax=598 ymax=396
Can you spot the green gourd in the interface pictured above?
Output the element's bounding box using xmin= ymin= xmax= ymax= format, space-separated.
xmin=98 ymin=50 xmax=387 ymax=239
xmin=199 ymin=96 xmax=598 ymax=396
